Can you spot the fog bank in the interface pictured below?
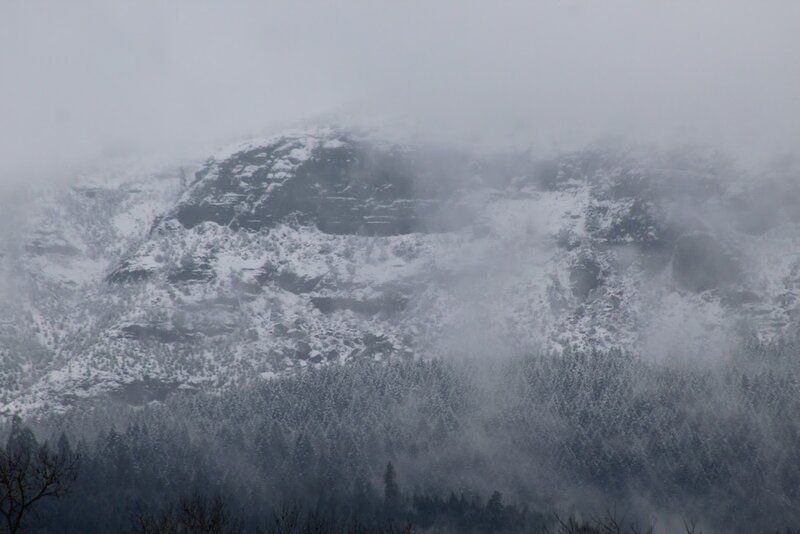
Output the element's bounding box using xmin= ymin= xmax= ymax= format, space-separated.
xmin=1 ymin=1 xmax=799 ymax=183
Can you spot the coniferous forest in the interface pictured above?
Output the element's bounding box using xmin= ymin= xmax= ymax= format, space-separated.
xmin=3 ymin=342 xmax=800 ymax=533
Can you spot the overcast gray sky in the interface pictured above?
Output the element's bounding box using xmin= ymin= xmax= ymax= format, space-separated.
xmin=1 ymin=0 xmax=799 ymax=182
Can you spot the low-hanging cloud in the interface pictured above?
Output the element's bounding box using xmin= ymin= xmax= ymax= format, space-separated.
xmin=1 ymin=0 xmax=799 ymax=183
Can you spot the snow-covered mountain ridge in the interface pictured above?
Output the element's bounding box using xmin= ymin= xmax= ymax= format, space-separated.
xmin=2 ymin=127 xmax=799 ymax=414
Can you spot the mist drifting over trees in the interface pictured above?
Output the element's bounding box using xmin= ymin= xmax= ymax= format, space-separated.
xmin=0 ymin=342 xmax=796 ymax=532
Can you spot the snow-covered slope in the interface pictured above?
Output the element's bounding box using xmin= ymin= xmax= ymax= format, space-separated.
xmin=2 ymin=128 xmax=799 ymax=414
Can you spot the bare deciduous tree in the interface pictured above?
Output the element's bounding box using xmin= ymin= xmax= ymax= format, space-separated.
xmin=0 ymin=417 xmax=78 ymax=533
xmin=131 ymin=493 xmax=241 ymax=534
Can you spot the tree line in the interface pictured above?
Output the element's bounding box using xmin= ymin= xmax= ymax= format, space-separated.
xmin=3 ymin=342 xmax=800 ymax=532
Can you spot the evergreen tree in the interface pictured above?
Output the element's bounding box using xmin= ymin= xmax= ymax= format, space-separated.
xmin=383 ymin=461 xmax=399 ymax=504
xmin=486 ymin=491 xmax=505 ymax=531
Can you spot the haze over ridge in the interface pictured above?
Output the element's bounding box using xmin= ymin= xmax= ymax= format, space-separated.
xmin=1 ymin=0 xmax=799 ymax=184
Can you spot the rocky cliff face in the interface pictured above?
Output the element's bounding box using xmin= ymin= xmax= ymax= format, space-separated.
xmin=171 ymin=134 xmax=474 ymax=235
xmin=1 ymin=127 xmax=799 ymax=414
